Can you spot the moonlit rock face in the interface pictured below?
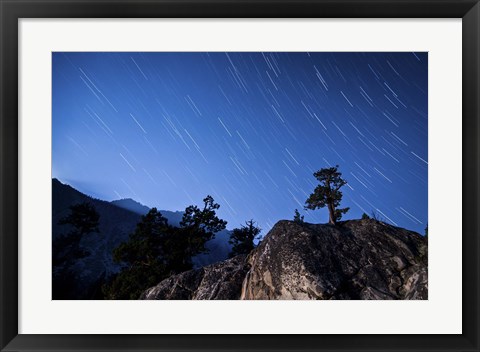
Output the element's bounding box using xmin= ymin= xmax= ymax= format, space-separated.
xmin=141 ymin=219 xmax=427 ymax=300
xmin=242 ymin=220 xmax=427 ymax=300
xmin=140 ymin=255 xmax=249 ymax=300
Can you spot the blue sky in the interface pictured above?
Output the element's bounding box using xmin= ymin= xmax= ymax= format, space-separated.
xmin=53 ymin=52 xmax=428 ymax=234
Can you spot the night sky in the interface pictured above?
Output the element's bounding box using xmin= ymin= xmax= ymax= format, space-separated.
xmin=52 ymin=52 xmax=428 ymax=234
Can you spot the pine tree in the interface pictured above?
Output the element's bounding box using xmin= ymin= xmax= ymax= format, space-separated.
xmin=180 ymin=195 xmax=227 ymax=242
xmin=103 ymin=196 xmax=228 ymax=299
xmin=178 ymin=195 xmax=228 ymax=264
xmin=54 ymin=201 xmax=100 ymax=265
xmin=305 ymin=165 xmax=349 ymax=225
xmin=53 ymin=202 xmax=100 ymax=299
xmin=229 ymin=220 xmax=261 ymax=258
xmin=103 ymin=208 xmax=171 ymax=299
xmin=58 ymin=202 xmax=100 ymax=235
xmin=293 ymin=209 xmax=304 ymax=223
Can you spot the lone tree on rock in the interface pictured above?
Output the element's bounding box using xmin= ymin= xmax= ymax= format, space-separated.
xmin=305 ymin=165 xmax=349 ymax=225
xmin=293 ymin=209 xmax=304 ymax=224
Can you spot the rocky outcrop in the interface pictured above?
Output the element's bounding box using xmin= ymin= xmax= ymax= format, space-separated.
xmin=141 ymin=219 xmax=428 ymax=300
xmin=241 ymin=219 xmax=427 ymax=300
xmin=140 ymin=255 xmax=249 ymax=300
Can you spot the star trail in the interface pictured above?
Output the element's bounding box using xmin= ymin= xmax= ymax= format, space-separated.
xmin=53 ymin=52 xmax=428 ymax=234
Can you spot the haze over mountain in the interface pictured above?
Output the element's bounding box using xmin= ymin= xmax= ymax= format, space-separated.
xmin=110 ymin=198 xmax=151 ymax=215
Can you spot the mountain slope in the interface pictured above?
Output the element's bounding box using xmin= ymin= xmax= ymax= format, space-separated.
xmin=141 ymin=219 xmax=428 ymax=300
xmin=52 ymin=178 xmax=232 ymax=299
xmin=110 ymin=198 xmax=151 ymax=215
xmin=109 ymin=198 xmax=231 ymax=267
xmin=110 ymin=198 xmax=184 ymax=226
xmin=53 ymin=179 xmax=144 ymax=299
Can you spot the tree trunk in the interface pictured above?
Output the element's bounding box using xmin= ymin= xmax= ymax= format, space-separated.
xmin=327 ymin=202 xmax=336 ymax=225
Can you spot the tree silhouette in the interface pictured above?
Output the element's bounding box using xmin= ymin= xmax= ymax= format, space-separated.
xmin=180 ymin=195 xmax=227 ymax=233
xmin=113 ymin=208 xmax=170 ymax=268
xmin=103 ymin=208 xmax=171 ymax=299
xmin=103 ymin=196 xmax=228 ymax=299
xmin=53 ymin=202 xmax=100 ymax=299
xmin=293 ymin=209 xmax=304 ymax=224
xmin=305 ymin=165 xmax=349 ymax=225
xmin=229 ymin=220 xmax=261 ymax=258
xmin=58 ymin=202 xmax=100 ymax=235
xmin=54 ymin=202 xmax=100 ymax=265
xmin=178 ymin=195 xmax=228 ymax=262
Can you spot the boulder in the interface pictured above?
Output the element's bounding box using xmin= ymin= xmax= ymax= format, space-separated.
xmin=241 ymin=219 xmax=427 ymax=300
xmin=140 ymin=255 xmax=249 ymax=300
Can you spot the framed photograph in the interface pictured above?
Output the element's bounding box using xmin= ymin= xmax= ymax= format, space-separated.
xmin=1 ymin=0 xmax=479 ymax=351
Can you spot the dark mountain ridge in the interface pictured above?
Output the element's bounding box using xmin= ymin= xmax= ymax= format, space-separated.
xmin=110 ymin=198 xmax=151 ymax=215
xmin=110 ymin=198 xmax=184 ymax=226
xmin=53 ymin=179 xmax=144 ymax=299
xmin=52 ymin=178 xmax=232 ymax=299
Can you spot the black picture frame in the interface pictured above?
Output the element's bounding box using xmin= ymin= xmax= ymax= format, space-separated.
xmin=1 ymin=1 xmax=479 ymax=351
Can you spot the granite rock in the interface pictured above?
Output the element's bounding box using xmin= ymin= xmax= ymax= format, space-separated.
xmin=141 ymin=219 xmax=428 ymax=300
